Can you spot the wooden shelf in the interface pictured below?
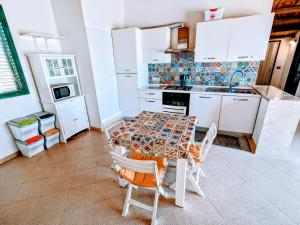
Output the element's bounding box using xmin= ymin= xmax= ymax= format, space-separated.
xmin=19 ymin=32 xmax=66 ymax=40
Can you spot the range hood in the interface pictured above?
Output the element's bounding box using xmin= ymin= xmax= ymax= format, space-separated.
xmin=165 ymin=23 xmax=193 ymax=54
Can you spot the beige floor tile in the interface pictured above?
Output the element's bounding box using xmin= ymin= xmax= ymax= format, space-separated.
xmin=53 ymin=160 xmax=77 ymax=176
xmin=94 ymin=180 xmax=124 ymax=201
xmin=62 ymin=204 xmax=95 ymax=225
xmin=75 ymin=156 xmax=97 ymax=171
xmin=97 ymin=153 xmax=112 ymax=166
xmin=0 ymin=182 xmax=22 ymax=204
xmin=71 ymin=168 xmax=96 ymax=188
xmin=96 ymin=166 xmax=115 ymax=182
xmin=15 ymin=179 xmax=48 ymax=201
xmin=44 ymin=175 xmax=73 ymax=194
xmin=65 ymin=183 xmax=95 ymax=210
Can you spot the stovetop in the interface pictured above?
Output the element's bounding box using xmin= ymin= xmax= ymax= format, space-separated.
xmin=164 ymin=85 xmax=193 ymax=91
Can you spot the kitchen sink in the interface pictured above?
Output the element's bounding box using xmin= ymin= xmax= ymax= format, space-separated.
xmin=205 ymin=87 xmax=257 ymax=95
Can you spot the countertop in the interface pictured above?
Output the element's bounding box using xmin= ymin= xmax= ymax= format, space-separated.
xmin=253 ymin=85 xmax=300 ymax=101
xmin=140 ymin=85 xmax=261 ymax=97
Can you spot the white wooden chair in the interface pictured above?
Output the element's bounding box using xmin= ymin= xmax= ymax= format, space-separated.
xmin=110 ymin=151 xmax=167 ymax=225
xmin=100 ymin=119 xmax=127 ymax=156
xmin=187 ymin=123 xmax=217 ymax=196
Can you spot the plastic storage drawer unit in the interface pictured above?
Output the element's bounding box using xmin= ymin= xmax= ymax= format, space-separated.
xmin=29 ymin=112 xmax=56 ymax=134
xmin=7 ymin=117 xmax=39 ymax=141
xmin=16 ymin=135 xmax=45 ymax=158
xmin=44 ymin=129 xmax=60 ymax=149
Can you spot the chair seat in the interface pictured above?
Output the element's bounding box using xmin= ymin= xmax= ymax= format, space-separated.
xmin=119 ymin=152 xmax=167 ymax=188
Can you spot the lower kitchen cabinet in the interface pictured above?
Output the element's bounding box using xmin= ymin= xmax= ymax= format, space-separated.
xmin=218 ymin=96 xmax=260 ymax=134
xmin=139 ymin=98 xmax=162 ymax=112
xmin=189 ymin=94 xmax=222 ymax=128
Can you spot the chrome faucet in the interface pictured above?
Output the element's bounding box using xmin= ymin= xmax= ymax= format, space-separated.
xmin=228 ymin=70 xmax=239 ymax=92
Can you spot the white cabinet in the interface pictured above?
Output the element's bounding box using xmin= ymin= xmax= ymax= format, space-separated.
xmin=112 ymin=27 xmax=142 ymax=74
xmin=45 ymin=56 xmax=77 ymax=78
xmin=189 ymin=94 xmax=222 ymax=128
xmin=227 ymin=14 xmax=274 ymax=61
xmin=142 ymin=27 xmax=171 ymax=64
xmin=116 ymin=74 xmax=140 ymax=117
xmin=218 ymin=96 xmax=260 ymax=134
xmin=194 ymin=13 xmax=274 ymax=62
xmin=194 ymin=19 xmax=231 ymax=62
xmin=140 ymin=98 xmax=162 ymax=112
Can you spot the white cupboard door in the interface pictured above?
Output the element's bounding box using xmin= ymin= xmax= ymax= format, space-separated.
xmin=194 ymin=19 xmax=231 ymax=62
xmin=116 ymin=74 xmax=140 ymax=117
xmin=218 ymin=96 xmax=260 ymax=133
xmin=139 ymin=98 xmax=162 ymax=112
xmin=59 ymin=109 xmax=75 ymax=139
xmin=142 ymin=27 xmax=171 ymax=64
xmin=189 ymin=94 xmax=222 ymax=128
xmin=73 ymin=106 xmax=89 ymax=134
xmin=227 ymin=13 xmax=274 ymax=61
xmin=112 ymin=28 xmax=141 ymax=74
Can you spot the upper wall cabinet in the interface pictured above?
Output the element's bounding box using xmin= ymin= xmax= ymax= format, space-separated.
xmin=194 ymin=19 xmax=231 ymax=62
xmin=112 ymin=27 xmax=142 ymax=74
xmin=194 ymin=13 xmax=274 ymax=62
xmin=227 ymin=14 xmax=274 ymax=62
xmin=142 ymin=27 xmax=171 ymax=64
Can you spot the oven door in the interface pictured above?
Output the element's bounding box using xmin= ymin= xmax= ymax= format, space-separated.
xmin=162 ymin=92 xmax=190 ymax=115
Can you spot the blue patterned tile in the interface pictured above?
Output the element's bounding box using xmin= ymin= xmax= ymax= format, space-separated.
xmin=148 ymin=53 xmax=260 ymax=87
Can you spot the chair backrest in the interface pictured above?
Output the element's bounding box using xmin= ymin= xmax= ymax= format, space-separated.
xmin=200 ymin=123 xmax=217 ymax=161
xmin=101 ymin=120 xmax=127 ymax=155
xmin=101 ymin=120 xmax=125 ymax=143
xmin=110 ymin=151 xmax=159 ymax=187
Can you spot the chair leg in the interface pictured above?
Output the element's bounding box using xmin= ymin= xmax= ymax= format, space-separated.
xmin=122 ymin=183 xmax=132 ymax=217
xmin=188 ymin=175 xmax=204 ymax=197
xmin=151 ymin=190 xmax=160 ymax=225
xmin=199 ymin=167 xmax=206 ymax=178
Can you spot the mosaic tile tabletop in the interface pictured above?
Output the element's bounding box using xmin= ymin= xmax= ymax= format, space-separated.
xmin=111 ymin=111 xmax=197 ymax=161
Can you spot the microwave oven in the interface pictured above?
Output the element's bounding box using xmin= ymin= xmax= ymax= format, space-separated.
xmin=51 ymin=83 xmax=75 ymax=101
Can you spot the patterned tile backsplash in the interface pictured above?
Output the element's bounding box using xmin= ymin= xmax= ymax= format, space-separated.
xmin=148 ymin=53 xmax=260 ymax=87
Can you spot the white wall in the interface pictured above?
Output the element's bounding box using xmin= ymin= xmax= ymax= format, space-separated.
xmin=81 ymin=0 xmax=125 ymax=126
xmin=51 ymin=0 xmax=101 ymax=128
xmin=0 ymin=0 xmax=61 ymax=160
xmin=124 ymin=0 xmax=273 ymax=48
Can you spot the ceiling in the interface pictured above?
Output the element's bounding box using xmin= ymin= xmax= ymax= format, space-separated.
xmin=271 ymin=0 xmax=300 ymax=39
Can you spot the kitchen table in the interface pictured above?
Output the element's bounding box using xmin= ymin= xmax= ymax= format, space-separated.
xmin=111 ymin=111 xmax=198 ymax=207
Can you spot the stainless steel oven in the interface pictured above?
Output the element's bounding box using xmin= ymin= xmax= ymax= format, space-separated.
xmin=162 ymin=92 xmax=190 ymax=115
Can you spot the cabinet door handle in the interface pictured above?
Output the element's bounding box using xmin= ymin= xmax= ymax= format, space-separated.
xmin=146 ymin=100 xmax=155 ymax=103
xmin=233 ymin=98 xmax=248 ymax=101
xmin=199 ymin=96 xmax=212 ymax=99
xmin=147 ymin=93 xmax=155 ymax=95
xmin=204 ymin=57 xmax=216 ymax=60
xmin=74 ymin=118 xmax=78 ymax=121
xmin=125 ymin=69 xmax=131 ymax=72
xmin=125 ymin=75 xmax=131 ymax=78
xmin=237 ymin=56 xmax=248 ymax=59
xmin=152 ymin=59 xmax=159 ymax=62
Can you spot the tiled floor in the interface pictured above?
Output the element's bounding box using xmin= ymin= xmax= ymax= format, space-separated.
xmin=1 ymin=130 xmax=300 ymax=225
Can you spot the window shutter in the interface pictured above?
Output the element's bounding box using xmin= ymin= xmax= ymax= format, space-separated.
xmin=0 ymin=23 xmax=18 ymax=94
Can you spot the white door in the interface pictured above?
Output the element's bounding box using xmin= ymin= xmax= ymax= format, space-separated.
xmin=189 ymin=94 xmax=222 ymax=128
xmin=194 ymin=19 xmax=231 ymax=62
xmin=112 ymin=28 xmax=141 ymax=74
xmin=218 ymin=96 xmax=260 ymax=133
xmin=139 ymin=98 xmax=162 ymax=112
xmin=142 ymin=27 xmax=171 ymax=64
xmin=59 ymin=109 xmax=75 ymax=139
xmin=116 ymin=74 xmax=140 ymax=117
xmin=227 ymin=13 xmax=274 ymax=61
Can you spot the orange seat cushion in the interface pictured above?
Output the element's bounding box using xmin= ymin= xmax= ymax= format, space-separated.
xmin=189 ymin=144 xmax=203 ymax=163
xmin=119 ymin=152 xmax=167 ymax=188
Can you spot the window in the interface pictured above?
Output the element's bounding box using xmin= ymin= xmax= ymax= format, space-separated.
xmin=0 ymin=5 xmax=29 ymax=100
